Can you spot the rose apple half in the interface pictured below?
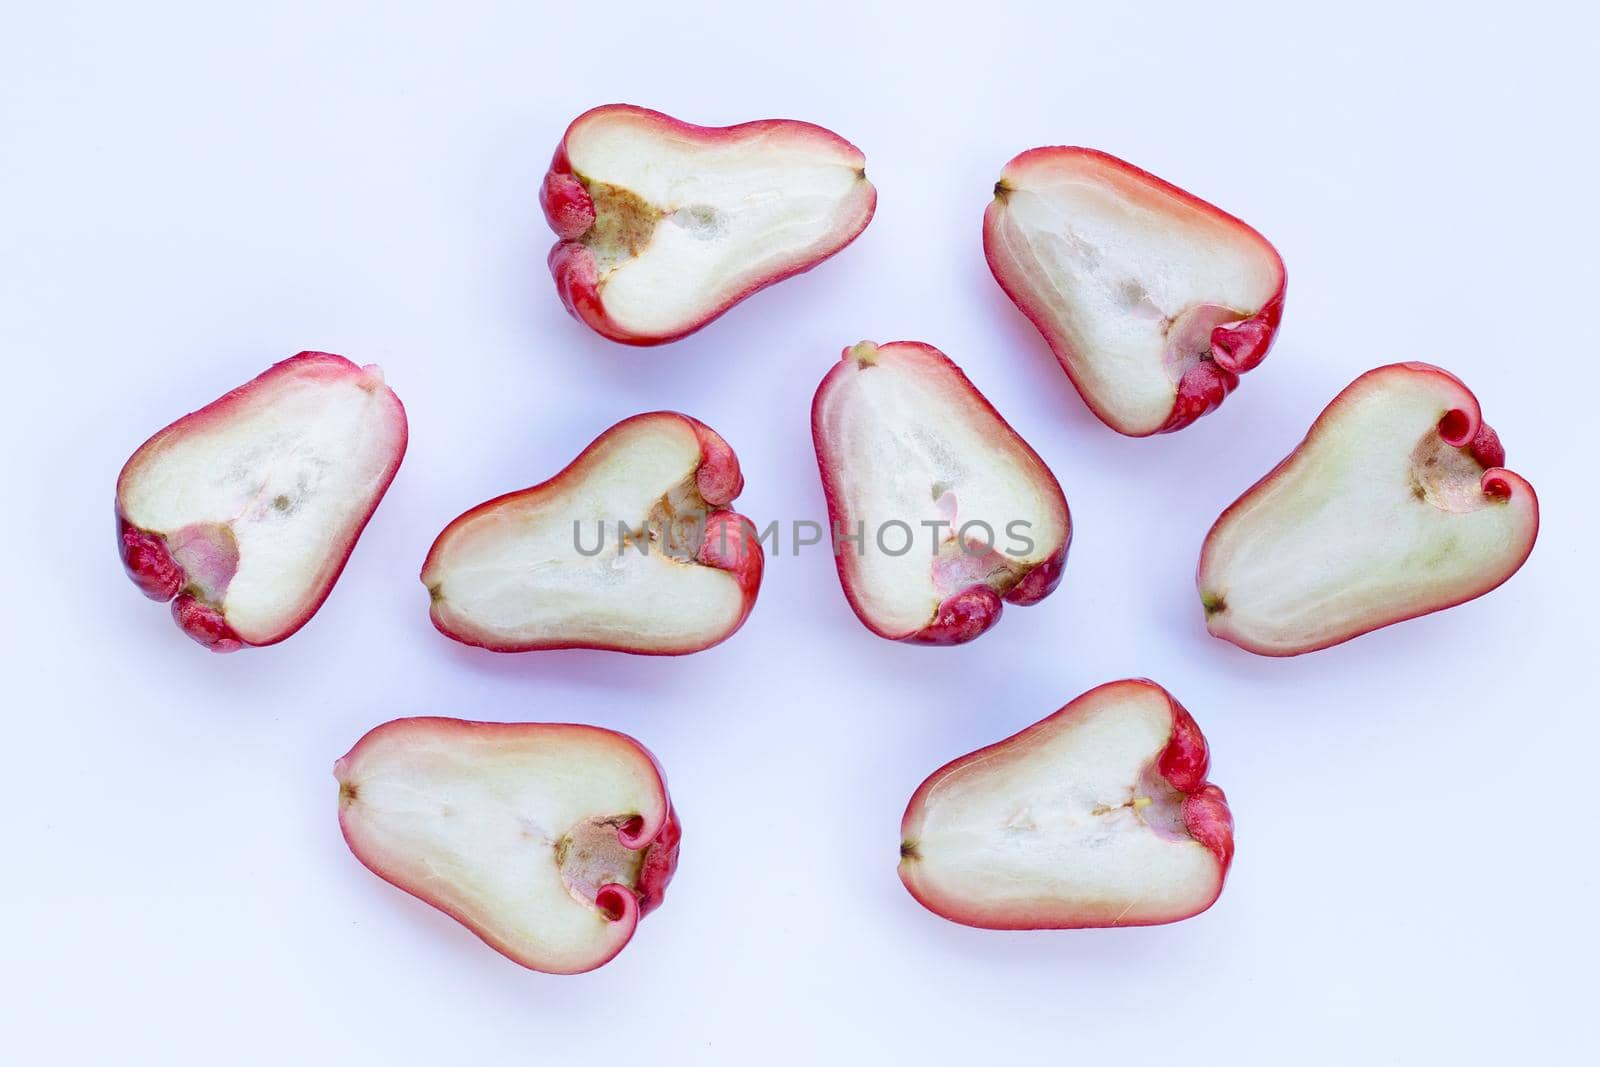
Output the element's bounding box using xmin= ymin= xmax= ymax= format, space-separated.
xmin=335 ymin=717 xmax=680 ymax=975
xmin=541 ymin=104 xmax=876 ymax=344
xmin=899 ymin=679 xmax=1234 ymax=929
xmin=984 ymin=147 xmax=1286 ymax=435
xmin=1198 ymin=363 xmax=1539 ymax=655
xmin=115 ymin=351 xmax=407 ymax=652
xmin=812 ymin=341 xmax=1070 ymax=645
xmin=422 ymin=412 xmax=762 ymax=654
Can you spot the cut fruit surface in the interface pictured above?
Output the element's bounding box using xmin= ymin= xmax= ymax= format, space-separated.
xmin=1198 ymin=362 xmax=1538 ymax=655
xmin=422 ymin=412 xmax=762 ymax=654
xmin=812 ymin=341 xmax=1070 ymax=644
xmin=335 ymin=717 xmax=679 ymax=975
xmin=115 ymin=351 xmax=407 ymax=651
xmin=899 ymin=679 xmax=1233 ymax=929
xmin=984 ymin=147 xmax=1285 ymax=436
xmin=542 ymin=104 xmax=876 ymax=344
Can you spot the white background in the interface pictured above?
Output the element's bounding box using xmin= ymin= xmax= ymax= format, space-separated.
xmin=5 ymin=1 xmax=1595 ymax=1062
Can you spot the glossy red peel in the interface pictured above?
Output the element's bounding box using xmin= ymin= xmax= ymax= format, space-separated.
xmin=1198 ymin=362 xmax=1539 ymax=655
xmin=812 ymin=340 xmax=1072 ymax=645
xmin=335 ymin=718 xmax=679 ymax=975
xmin=983 ymin=147 xmax=1286 ymax=436
xmin=115 ymin=351 xmax=407 ymax=651
xmin=542 ymin=104 xmax=876 ymax=345
xmin=899 ymin=679 xmax=1234 ymax=929
xmin=423 ymin=412 xmax=763 ymax=654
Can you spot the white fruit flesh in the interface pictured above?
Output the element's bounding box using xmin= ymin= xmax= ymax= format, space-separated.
xmin=117 ymin=359 xmax=405 ymax=642
xmin=813 ymin=342 xmax=1068 ymax=636
xmin=336 ymin=720 xmax=667 ymax=974
xmin=901 ymin=683 xmax=1221 ymax=927
xmin=424 ymin=416 xmax=745 ymax=652
xmin=987 ymin=152 xmax=1280 ymax=434
xmin=567 ymin=112 xmax=873 ymax=338
xmin=1199 ymin=366 xmax=1537 ymax=654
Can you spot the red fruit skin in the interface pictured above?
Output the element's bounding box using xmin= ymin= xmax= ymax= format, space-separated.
xmin=984 ymin=147 xmax=1287 ymax=436
xmin=114 ymin=351 xmax=407 ymax=653
xmin=542 ymin=104 xmax=877 ymax=346
xmin=1197 ymin=362 xmax=1540 ymax=656
xmin=811 ymin=341 xmax=1072 ymax=645
xmin=335 ymin=718 xmax=678 ymax=975
xmin=422 ymin=411 xmax=764 ymax=655
xmin=899 ymin=679 xmax=1235 ymax=929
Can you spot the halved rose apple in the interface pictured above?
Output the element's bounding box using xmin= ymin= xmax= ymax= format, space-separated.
xmin=336 ymin=717 xmax=680 ymax=975
xmin=115 ymin=351 xmax=407 ymax=652
xmin=1198 ymin=363 xmax=1539 ymax=655
xmin=984 ymin=147 xmax=1286 ymax=435
xmin=899 ymin=679 xmax=1233 ymax=929
xmin=542 ymin=104 xmax=876 ymax=344
xmin=812 ymin=341 xmax=1070 ymax=644
xmin=422 ymin=412 xmax=762 ymax=654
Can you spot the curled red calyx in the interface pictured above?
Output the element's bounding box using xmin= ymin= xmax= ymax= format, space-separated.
xmin=171 ymin=594 xmax=243 ymax=653
xmin=118 ymin=517 xmax=183 ymax=601
xmin=1162 ymin=359 xmax=1240 ymax=433
xmin=539 ymin=147 xmax=596 ymax=238
xmin=912 ymin=585 xmax=1005 ymax=645
xmin=1157 ymin=696 xmax=1211 ymax=793
xmin=635 ymin=806 xmax=682 ymax=917
xmin=1004 ymin=544 xmax=1069 ymax=606
xmin=1182 ymin=785 xmax=1236 ymax=868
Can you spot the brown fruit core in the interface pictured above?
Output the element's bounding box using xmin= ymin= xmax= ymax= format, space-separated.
xmin=1409 ymin=425 xmax=1493 ymax=513
xmin=555 ymin=816 xmax=645 ymax=919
